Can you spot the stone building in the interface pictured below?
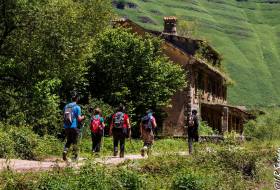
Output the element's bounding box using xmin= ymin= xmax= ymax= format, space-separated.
xmin=114 ymin=17 xmax=251 ymax=136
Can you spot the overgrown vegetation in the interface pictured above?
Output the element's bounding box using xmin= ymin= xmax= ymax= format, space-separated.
xmin=245 ymin=107 xmax=280 ymax=140
xmin=0 ymin=140 xmax=275 ymax=190
xmin=0 ymin=123 xmax=61 ymax=160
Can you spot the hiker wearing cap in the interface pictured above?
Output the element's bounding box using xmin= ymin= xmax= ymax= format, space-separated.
xmin=187 ymin=109 xmax=199 ymax=154
xmin=109 ymin=104 xmax=131 ymax=158
xmin=140 ymin=109 xmax=157 ymax=157
xmin=90 ymin=108 xmax=105 ymax=153
xmin=63 ymin=92 xmax=85 ymax=161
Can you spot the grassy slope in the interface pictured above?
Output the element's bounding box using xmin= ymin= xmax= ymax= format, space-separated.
xmin=114 ymin=0 xmax=280 ymax=106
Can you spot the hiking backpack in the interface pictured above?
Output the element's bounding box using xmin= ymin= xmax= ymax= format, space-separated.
xmin=188 ymin=115 xmax=195 ymax=127
xmin=64 ymin=104 xmax=75 ymax=126
xmin=91 ymin=116 xmax=102 ymax=134
xmin=142 ymin=115 xmax=153 ymax=131
xmin=114 ymin=112 xmax=125 ymax=128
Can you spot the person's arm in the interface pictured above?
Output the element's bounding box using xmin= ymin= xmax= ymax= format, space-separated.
xmin=127 ymin=118 xmax=131 ymax=129
xmin=100 ymin=117 xmax=105 ymax=129
xmin=77 ymin=106 xmax=85 ymax=122
xmin=152 ymin=117 xmax=157 ymax=128
xmin=78 ymin=115 xmax=85 ymax=122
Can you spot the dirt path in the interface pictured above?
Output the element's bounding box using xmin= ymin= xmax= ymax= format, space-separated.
xmin=0 ymin=152 xmax=188 ymax=172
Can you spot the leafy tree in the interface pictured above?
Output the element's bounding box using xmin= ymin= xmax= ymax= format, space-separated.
xmin=88 ymin=28 xmax=187 ymax=123
xmin=0 ymin=0 xmax=113 ymax=134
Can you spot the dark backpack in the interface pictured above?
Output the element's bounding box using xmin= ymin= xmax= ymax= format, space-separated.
xmin=64 ymin=104 xmax=76 ymax=126
xmin=114 ymin=112 xmax=125 ymax=128
xmin=142 ymin=115 xmax=153 ymax=131
xmin=188 ymin=115 xmax=195 ymax=127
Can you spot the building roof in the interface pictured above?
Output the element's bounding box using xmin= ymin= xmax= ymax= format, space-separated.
xmin=113 ymin=18 xmax=227 ymax=80
xmin=201 ymin=102 xmax=253 ymax=119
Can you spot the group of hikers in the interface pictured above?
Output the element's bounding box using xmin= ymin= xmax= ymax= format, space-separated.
xmin=62 ymin=92 xmax=199 ymax=161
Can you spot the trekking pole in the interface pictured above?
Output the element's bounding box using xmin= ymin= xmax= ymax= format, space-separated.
xmin=101 ymin=127 xmax=105 ymax=150
xmin=129 ymin=128 xmax=132 ymax=143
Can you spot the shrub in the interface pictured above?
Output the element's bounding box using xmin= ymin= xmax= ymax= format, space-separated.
xmin=77 ymin=164 xmax=112 ymax=190
xmin=198 ymin=121 xmax=218 ymax=136
xmin=0 ymin=130 xmax=14 ymax=158
xmin=0 ymin=125 xmax=62 ymax=160
xmin=112 ymin=168 xmax=144 ymax=190
xmin=216 ymin=149 xmax=258 ymax=179
xmin=35 ymin=164 xmax=144 ymax=190
xmin=9 ymin=127 xmax=42 ymax=160
xmin=171 ymin=171 xmax=205 ymax=190
xmin=244 ymin=108 xmax=280 ymax=140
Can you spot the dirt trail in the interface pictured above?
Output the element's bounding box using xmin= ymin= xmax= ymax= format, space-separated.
xmin=0 ymin=152 xmax=188 ymax=172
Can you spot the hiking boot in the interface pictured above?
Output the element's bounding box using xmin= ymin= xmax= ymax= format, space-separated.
xmin=113 ymin=151 xmax=118 ymax=157
xmin=72 ymin=155 xmax=79 ymax=162
xmin=120 ymin=152 xmax=124 ymax=158
xmin=62 ymin=151 xmax=67 ymax=161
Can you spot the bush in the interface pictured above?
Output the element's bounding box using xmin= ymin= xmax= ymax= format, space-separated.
xmin=216 ymin=149 xmax=258 ymax=179
xmin=198 ymin=121 xmax=218 ymax=136
xmin=0 ymin=131 xmax=15 ymax=158
xmin=171 ymin=171 xmax=205 ymax=190
xmin=112 ymin=168 xmax=144 ymax=190
xmin=0 ymin=125 xmax=62 ymax=160
xmin=244 ymin=108 xmax=280 ymax=140
xmin=9 ymin=127 xmax=42 ymax=160
xmin=29 ymin=164 xmax=144 ymax=190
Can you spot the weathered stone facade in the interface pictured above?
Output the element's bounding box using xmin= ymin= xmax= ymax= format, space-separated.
xmin=114 ymin=17 xmax=251 ymax=137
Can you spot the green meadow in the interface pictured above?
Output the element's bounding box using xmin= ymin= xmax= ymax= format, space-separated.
xmin=114 ymin=0 xmax=280 ymax=106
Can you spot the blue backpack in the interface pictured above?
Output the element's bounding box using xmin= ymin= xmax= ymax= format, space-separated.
xmin=142 ymin=114 xmax=153 ymax=131
xmin=114 ymin=112 xmax=125 ymax=128
xmin=64 ymin=104 xmax=76 ymax=126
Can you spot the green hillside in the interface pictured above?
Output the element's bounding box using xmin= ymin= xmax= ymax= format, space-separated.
xmin=114 ymin=0 xmax=280 ymax=106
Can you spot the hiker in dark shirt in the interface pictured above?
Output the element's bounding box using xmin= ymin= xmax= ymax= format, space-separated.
xmin=109 ymin=105 xmax=131 ymax=158
xmin=187 ymin=109 xmax=199 ymax=154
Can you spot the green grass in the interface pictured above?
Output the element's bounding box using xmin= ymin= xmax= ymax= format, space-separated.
xmin=79 ymin=136 xmax=188 ymax=158
xmin=0 ymin=139 xmax=276 ymax=190
xmin=114 ymin=0 xmax=280 ymax=106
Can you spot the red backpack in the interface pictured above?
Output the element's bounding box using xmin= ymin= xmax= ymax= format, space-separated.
xmin=91 ymin=116 xmax=102 ymax=134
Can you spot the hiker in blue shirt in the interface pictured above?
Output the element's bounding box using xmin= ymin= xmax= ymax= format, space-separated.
xmin=63 ymin=92 xmax=85 ymax=161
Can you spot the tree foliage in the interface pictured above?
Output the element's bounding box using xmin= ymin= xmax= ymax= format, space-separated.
xmin=88 ymin=28 xmax=187 ymax=118
xmin=0 ymin=0 xmax=113 ymax=133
